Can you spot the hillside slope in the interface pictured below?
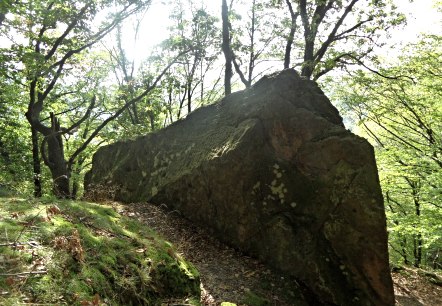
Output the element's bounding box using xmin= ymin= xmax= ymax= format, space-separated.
xmin=0 ymin=195 xmax=200 ymax=305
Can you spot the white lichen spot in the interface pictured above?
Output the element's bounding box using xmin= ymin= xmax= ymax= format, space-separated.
xmin=270 ymin=184 xmax=286 ymax=201
xmin=153 ymin=155 xmax=160 ymax=168
xmin=325 ymin=258 xmax=330 ymax=262
xmin=185 ymin=143 xmax=195 ymax=154
xmin=273 ymin=164 xmax=280 ymax=170
xmin=291 ymin=202 xmax=297 ymax=208
xmin=271 ymin=179 xmax=277 ymax=186
xmin=151 ymin=186 xmax=158 ymax=197
xmin=263 ymin=201 xmax=267 ymax=206
xmin=253 ymin=181 xmax=261 ymax=190
xmin=276 ymin=172 xmax=282 ymax=178
xmin=339 ymin=265 xmax=346 ymax=270
xmin=142 ymin=171 xmax=147 ymax=178
xmin=283 ymin=188 xmax=288 ymax=193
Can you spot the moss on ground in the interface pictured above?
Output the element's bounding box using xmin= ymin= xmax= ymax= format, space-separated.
xmin=241 ymin=291 xmax=270 ymax=306
xmin=0 ymin=195 xmax=200 ymax=305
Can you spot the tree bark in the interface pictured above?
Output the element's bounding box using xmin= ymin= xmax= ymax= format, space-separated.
xmin=221 ymin=0 xmax=232 ymax=95
xmin=41 ymin=113 xmax=70 ymax=198
xmin=247 ymin=0 xmax=256 ymax=85
xmin=412 ymin=183 xmax=422 ymax=267
xmin=70 ymin=157 xmax=85 ymax=199
xmin=284 ymin=0 xmax=299 ymax=69
xmin=30 ymin=127 xmax=42 ymax=197
xmin=0 ymin=13 xmax=5 ymax=27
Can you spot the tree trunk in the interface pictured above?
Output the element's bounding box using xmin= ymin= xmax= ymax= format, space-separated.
xmin=70 ymin=157 xmax=85 ymax=199
xmin=284 ymin=0 xmax=299 ymax=69
xmin=400 ymin=237 xmax=409 ymax=265
xmin=247 ymin=0 xmax=256 ymax=84
xmin=221 ymin=0 xmax=232 ymax=95
xmin=413 ymin=196 xmax=423 ymax=267
xmin=301 ymin=39 xmax=315 ymax=79
xmin=148 ymin=111 xmax=155 ymax=131
xmin=0 ymin=12 xmax=5 ymax=27
xmin=30 ymin=127 xmax=42 ymax=197
xmin=71 ymin=172 xmax=79 ymax=199
xmin=41 ymin=113 xmax=71 ymax=198
xmin=407 ymin=178 xmax=422 ymax=267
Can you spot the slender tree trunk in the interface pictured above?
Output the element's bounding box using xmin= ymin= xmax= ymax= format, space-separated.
xmin=187 ymin=56 xmax=198 ymax=115
xmin=187 ymin=82 xmax=192 ymax=114
xmin=221 ymin=0 xmax=232 ymax=95
xmin=247 ymin=0 xmax=256 ymax=84
xmin=284 ymin=0 xmax=299 ymax=69
xmin=70 ymin=163 xmax=80 ymax=200
xmin=148 ymin=111 xmax=155 ymax=131
xmin=0 ymin=13 xmax=5 ymax=27
xmin=70 ymin=157 xmax=85 ymax=199
xmin=301 ymin=39 xmax=315 ymax=79
xmin=406 ymin=178 xmax=423 ymax=267
xmin=30 ymin=127 xmax=42 ymax=197
xmin=400 ymin=237 xmax=409 ymax=265
xmin=413 ymin=197 xmax=423 ymax=267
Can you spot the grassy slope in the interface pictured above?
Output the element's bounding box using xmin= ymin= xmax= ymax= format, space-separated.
xmin=0 ymin=194 xmax=200 ymax=305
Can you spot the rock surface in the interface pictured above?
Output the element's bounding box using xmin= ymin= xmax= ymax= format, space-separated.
xmin=85 ymin=69 xmax=394 ymax=305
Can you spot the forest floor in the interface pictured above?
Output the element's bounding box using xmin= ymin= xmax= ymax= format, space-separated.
xmin=120 ymin=201 xmax=442 ymax=306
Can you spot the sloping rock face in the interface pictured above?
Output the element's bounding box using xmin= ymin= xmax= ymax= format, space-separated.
xmin=85 ymin=69 xmax=394 ymax=305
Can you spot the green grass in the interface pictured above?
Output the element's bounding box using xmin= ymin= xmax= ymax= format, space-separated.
xmin=0 ymin=195 xmax=200 ymax=305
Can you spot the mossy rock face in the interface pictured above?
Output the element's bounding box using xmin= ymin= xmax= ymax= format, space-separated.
xmin=85 ymin=69 xmax=394 ymax=306
xmin=151 ymin=261 xmax=200 ymax=297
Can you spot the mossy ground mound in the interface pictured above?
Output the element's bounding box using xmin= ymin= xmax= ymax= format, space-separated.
xmin=0 ymin=195 xmax=200 ymax=305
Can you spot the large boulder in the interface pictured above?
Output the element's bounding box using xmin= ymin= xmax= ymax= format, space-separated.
xmin=85 ymin=69 xmax=394 ymax=305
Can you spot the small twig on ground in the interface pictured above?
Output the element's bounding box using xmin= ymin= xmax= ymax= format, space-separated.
xmin=0 ymin=241 xmax=39 ymax=247
xmin=0 ymin=242 xmax=25 ymax=247
xmin=13 ymin=207 xmax=46 ymax=244
xmin=0 ymin=271 xmax=47 ymax=277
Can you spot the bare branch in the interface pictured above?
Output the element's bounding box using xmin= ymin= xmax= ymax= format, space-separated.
xmin=0 ymin=271 xmax=47 ymax=276
xmin=232 ymin=55 xmax=250 ymax=87
xmin=313 ymin=0 xmax=359 ymax=65
xmin=67 ymin=51 xmax=189 ymax=168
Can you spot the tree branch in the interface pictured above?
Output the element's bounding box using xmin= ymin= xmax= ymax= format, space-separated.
xmin=313 ymin=0 xmax=359 ymax=65
xmin=284 ymin=0 xmax=299 ymax=68
xmin=67 ymin=51 xmax=188 ymax=168
xmin=342 ymin=54 xmax=416 ymax=82
xmin=44 ymin=3 xmax=91 ymax=60
xmin=232 ymin=55 xmax=250 ymax=87
xmin=64 ymin=95 xmax=96 ymax=135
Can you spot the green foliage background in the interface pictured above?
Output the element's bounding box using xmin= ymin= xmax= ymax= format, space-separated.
xmin=328 ymin=34 xmax=442 ymax=268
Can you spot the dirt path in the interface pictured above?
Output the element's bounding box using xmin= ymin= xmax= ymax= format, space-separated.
xmin=116 ymin=202 xmax=442 ymax=306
